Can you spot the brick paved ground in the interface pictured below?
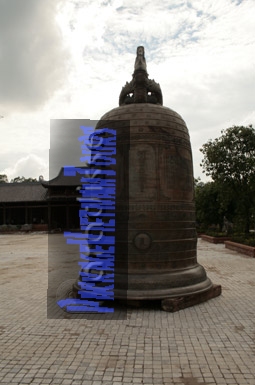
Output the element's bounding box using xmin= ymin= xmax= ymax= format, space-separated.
xmin=0 ymin=234 xmax=255 ymax=385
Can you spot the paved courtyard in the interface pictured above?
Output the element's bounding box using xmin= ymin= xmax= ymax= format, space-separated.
xmin=0 ymin=233 xmax=255 ymax=385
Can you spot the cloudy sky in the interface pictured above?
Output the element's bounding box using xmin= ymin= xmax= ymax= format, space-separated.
xmin=1 ymin=0 xmax=255 ymax=181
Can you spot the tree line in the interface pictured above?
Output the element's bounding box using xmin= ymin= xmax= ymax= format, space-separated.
xmin=195 ymin=125 xmax=255 ymax=235
xmin=1 ymin=125 xmax=255 ymax=234
xmin=0 ymin=175 xmax=40 ymax=183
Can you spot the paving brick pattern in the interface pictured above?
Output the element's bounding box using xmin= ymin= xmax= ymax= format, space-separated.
xmin=0 ymin=234 xmax=255 ymax=385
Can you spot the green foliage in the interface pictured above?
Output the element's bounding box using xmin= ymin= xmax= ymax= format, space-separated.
xmin=0 ymin=175 xmax=38 ymax=183
xmin=230 ymin=234 xmax=255 ymax=247
xmin=24 ymin=177 xmax=38 ymax=183
xmin=203 ymin=231 xmax=229 ymax=237
xmin=195 ymin=180 xmax=223 ymax=229
xmin=200 ymin=125 xmax=255 ymax=234
xmin=0 ymin=174 xmax=8 ymax=183
xmin=195 ymin=179 xmax=235 ymax=231
xmin=200 ymin=125 xmax=255 ymax=185
xmin=10 ymin=176 xmax=38 ymax=183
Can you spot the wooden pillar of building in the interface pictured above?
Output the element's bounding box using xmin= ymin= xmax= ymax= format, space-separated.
xmin=66 ymin=203 xmax=69 ymax=229
xmin=48 ymin=203 xmax=51 ymax=231
xmin=25 ymin=206 xmax=28 ymax=224
xmin=3 ymin=206 xmax=6 ymax=224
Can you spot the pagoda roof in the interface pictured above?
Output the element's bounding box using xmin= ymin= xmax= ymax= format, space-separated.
xmin=41 ymin=167 xmax=87 ymax=187
xmin=0 ymin=168 xmax=89 ymax=203
xmin=0 ymin=183 xmax=47 ymax=203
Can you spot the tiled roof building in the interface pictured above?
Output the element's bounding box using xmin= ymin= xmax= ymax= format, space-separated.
xmin=0 ymin=168 xmax=83 ymax=231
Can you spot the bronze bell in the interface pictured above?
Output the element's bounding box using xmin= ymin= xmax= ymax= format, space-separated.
xmin=74 ymin=46 xmax=221 ymax=312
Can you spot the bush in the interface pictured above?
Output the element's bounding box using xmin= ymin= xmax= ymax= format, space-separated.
xmin=0 ymin=224 xmax=19 ymax=232
xmin=204 ymin=230 xmax=228 ymax=237
xmin=230 ymin=234 xmax=255 ymax=247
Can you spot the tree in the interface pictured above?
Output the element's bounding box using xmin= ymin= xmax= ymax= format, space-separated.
xmin=24 ymin=177 xmax=38 ymax=183
xmin=0 ymin=174 xmax=8 ymax=183
xmin=10 ymin=176 xmax=38 ymax=183
xmin=10 ymin=176 xmax=26 ymax=183
xmin=200 ymin=125 xmax=255 ymax=234
xmin=195 ymin=178 xmax=235 ymax=231
xmin=195 ymin=179 xmax=222 ymax=230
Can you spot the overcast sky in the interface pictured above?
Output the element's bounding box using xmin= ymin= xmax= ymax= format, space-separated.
xmin=0 ymin=0 xmax=255 ymax=181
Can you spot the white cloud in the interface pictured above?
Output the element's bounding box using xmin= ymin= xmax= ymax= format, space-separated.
xmin=1 ymin=154 xmax=49 ymax=181
xmin=1 ymin=0 xmax=255 ymax=181
xmin=0 ymin=0 xmax=70 ymax=114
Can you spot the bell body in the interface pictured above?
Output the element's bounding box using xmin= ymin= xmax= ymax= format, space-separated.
xmin=72 ymin=46 xmax=221 ymax=311
xmin=96 ymin=103 xmax=213 ymax=300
